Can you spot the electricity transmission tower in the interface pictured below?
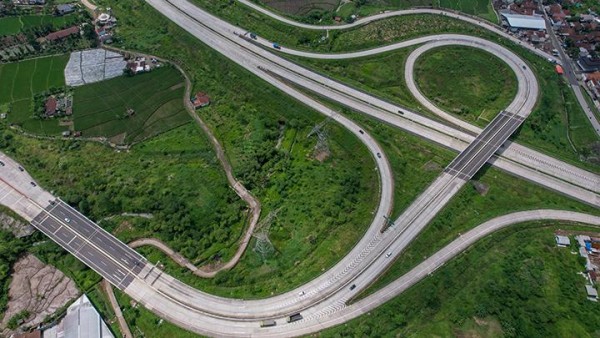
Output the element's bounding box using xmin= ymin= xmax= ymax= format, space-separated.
xmin=252 ymin=209 xmax=280 ymax=261
xmin=308 ymin=114 xmax=336 ymax=157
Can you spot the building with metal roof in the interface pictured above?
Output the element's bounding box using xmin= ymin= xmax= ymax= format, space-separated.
xmin=555 ymin=235 xmax=570 ymax=247
xmin=43 ymin=294 xmax=114 ymax=338
xmin=585 ymin=284 xmax=598 ymax=301
xmin=500 ymin=12 xmax=546 ymax=30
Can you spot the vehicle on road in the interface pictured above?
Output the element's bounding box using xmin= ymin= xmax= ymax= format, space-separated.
xmin=397 ymin=110 xmax=404 ymax=115
xmin=249 ymin=32 xmax=257 ymax=40
xmin=64 ymin=218 xmax=71 ymax=223
xmin=18 ymin=166 xmax=24 ymax=172
xmin=259 ymin=319 xmax=276 ymax=327
xmin=349 ymin=284 xmax=356 ymax=290
xmin=287 ymin=313 xmax=303 ymax=323
xmin=298 ymin=291 xmax=305 ymax=296
xmin=30 ymin=182 xmax=36 ymax=187
xmin=385 ymin=252 xmax=392 ymax=258
xmin=377 ymin=153 xmax=382 ymax=158
xmin=0 ymin=161 xmax=4 ymax=166
xmin=359 ymin=129 xmax=364 ymax=134
xmin=272 ymin=43 xmax=281 ymax=49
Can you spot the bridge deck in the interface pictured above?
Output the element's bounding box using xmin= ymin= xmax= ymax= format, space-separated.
xmin=445 ymin=111 xmax=525 ymax=180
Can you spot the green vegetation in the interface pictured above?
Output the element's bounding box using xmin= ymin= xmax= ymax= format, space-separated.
xmin=260 ymin=0 xmax=338 ymax=17
xmin=86 ymin=285 xmax=123 ymax=337
xmin=0 ymin=14 xmax=82 ymax=36
xmin=173 ymin=1 xmax=490 ymax=52
xmin=359 ymin=162 xmax=598 ymax=298
xmin=0 ymin=229 xmax=27 ymax=315
xmin=0 ymin=17 xmax=22 ymax=36
xmin=7 ymin=309 xmax=30 ymax=329
xmin=0 ymin=10 xmax=95 ymax=63
xmin=113 ymin=288 xmax=198 ymax=338
xmin=257 ymin=0 xmax=497 ymax=23
xmin=169 ymin=0 xmax=598 ymax=166
xmin=69 ymin=0 xmax=380 ymax=299
xmin=2 ymin=124 xmax=247 ymax=265
xmin=298 ymin=40 xmax=599 ymax=171
xmin=415 ymin=45 xmax=517 ymax=126
xmin=73 ymin=66 xmax=190 ymax=144
xmin=0 ymin=57 xmax=190 ymax=141
xmin=0 ymin=54 xmax=70 ymax=134
xmin=324 ymin=224 xmax=600 ymax=337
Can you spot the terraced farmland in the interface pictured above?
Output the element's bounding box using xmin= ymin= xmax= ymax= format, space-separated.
xmin=72 ymin=66 xmax=191 ymax=144
xmin=0 ymin=54 xmax=69 ymax=134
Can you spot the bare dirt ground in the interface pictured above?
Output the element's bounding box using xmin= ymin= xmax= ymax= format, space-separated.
xmin=1 ymin=254 xmax=79 ymax=335
xmin=0 ymin=213 xmax=34 ymax=238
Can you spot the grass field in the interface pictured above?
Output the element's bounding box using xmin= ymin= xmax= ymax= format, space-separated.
xmin=324 ymin=224 xmax=600 ymax=337
xmin=358 ymin=162 xmax=598 ymax=299
xmin=298 ymin=38 xmax=599 ymax=172
xmin=0 ymin=15 xmax=82 ymax=36
xmin=16 ymin=122 xmax=247 ymax=269
xmin=415 ymin=46 xmax=517 ymax=126
xmin=262 ymin=0 xmax=338 ymax=16
xmin=255 ymin=0 xmax=497 ymax=23
xmin=72 ymin=66 xmax=190 ymax=144
xmin=0 ymin=55 xmax=70 ymax=134
xmin=76 ymin=0 xmax=382 ymax=299
xmin=0 ymin=17 xmax=22 ymax=36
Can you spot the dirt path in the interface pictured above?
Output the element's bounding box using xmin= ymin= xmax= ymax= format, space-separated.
xmin=102 ymin=280 xmax=133 ymax=338
xmin=101 ymin=45 xmax=262 ymax=276
xmin=175 ymin=62 xmax=262 ymax=276
xmin=80 ymin=0 xmax=98 ymax=11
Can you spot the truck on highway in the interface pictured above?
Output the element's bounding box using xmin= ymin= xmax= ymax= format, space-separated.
xmin=272 ymin=43 xmax=281 ymax=49
xmin=260 ymin=320 xmax=276 ymax=327
xmin=287 ymin=313 xmax=303 ymax=323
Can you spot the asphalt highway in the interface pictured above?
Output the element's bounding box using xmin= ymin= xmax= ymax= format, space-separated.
xmin=236 ymin=0 xmax=561 ymax=63
xmin=446 ymin=111 xmax=525 ymax=180
xmin=160 ymin=0 xmax=599 ymax=208
xmin=0 ymin=0 xmax=596 ymax=336
xmin=541 ymin=6 xmax=600 ymax=135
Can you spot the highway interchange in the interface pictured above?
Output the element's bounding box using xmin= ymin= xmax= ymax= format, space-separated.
xmin=0 ymin=0 xmax=599 ymax=336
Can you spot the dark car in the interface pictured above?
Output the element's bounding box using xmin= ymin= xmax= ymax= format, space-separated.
xmin=18 ymin=166 xmax=24 ymax=172
xmin=0 ymin=161 xmax=4 ymax=166
xmin=377 ymin=153 xmax=382 ymax=159
xmin=350 ymin=284 xmax=356 ymax=291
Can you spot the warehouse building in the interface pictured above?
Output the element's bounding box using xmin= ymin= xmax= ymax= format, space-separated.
xmin=500 ymin=12 xmax=546 ymax=31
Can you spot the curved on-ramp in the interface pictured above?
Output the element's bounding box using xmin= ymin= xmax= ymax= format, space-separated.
xmin=128 ymin=209 xmax=600 ymax=337
xmin=236 ymin=0 xmax=559 ymax=63
xmin=53 ymin=0 xmax=596 ymax=336
xmin=130 ymin=0 xmax=599 ymax=335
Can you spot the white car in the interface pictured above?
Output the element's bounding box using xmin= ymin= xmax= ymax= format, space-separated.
xmin=385 ymin=252 xmax=392 ymax=258
xmin=64 ymin=218 xmax=71 ymax=223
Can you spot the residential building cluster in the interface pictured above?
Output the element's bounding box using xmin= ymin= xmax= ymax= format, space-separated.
xmin=547 ymin=4 xmax=600 ymax=71
xmin=43 ymin=93 xmax=73 ymax=118
xmin=495 ymin=0 xmax=553 ymax=51
xmin=94 ymin=10 xmax=117 ymax=44
xmin=0 ymin=2 xmax=88 ymax=63
xmin=556 ymin=234 xmax=599 ymax=301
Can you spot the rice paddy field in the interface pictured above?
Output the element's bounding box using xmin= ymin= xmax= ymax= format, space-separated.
xmin=0 ymin=15 xmax=82 ymax=36
xmin=0 ymin=55 xmax=190 ymax=142
xmin=72 ymin=66 xmax=191 ymax=144
xmin=0 ymin=54 xmax=69 ymax=134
